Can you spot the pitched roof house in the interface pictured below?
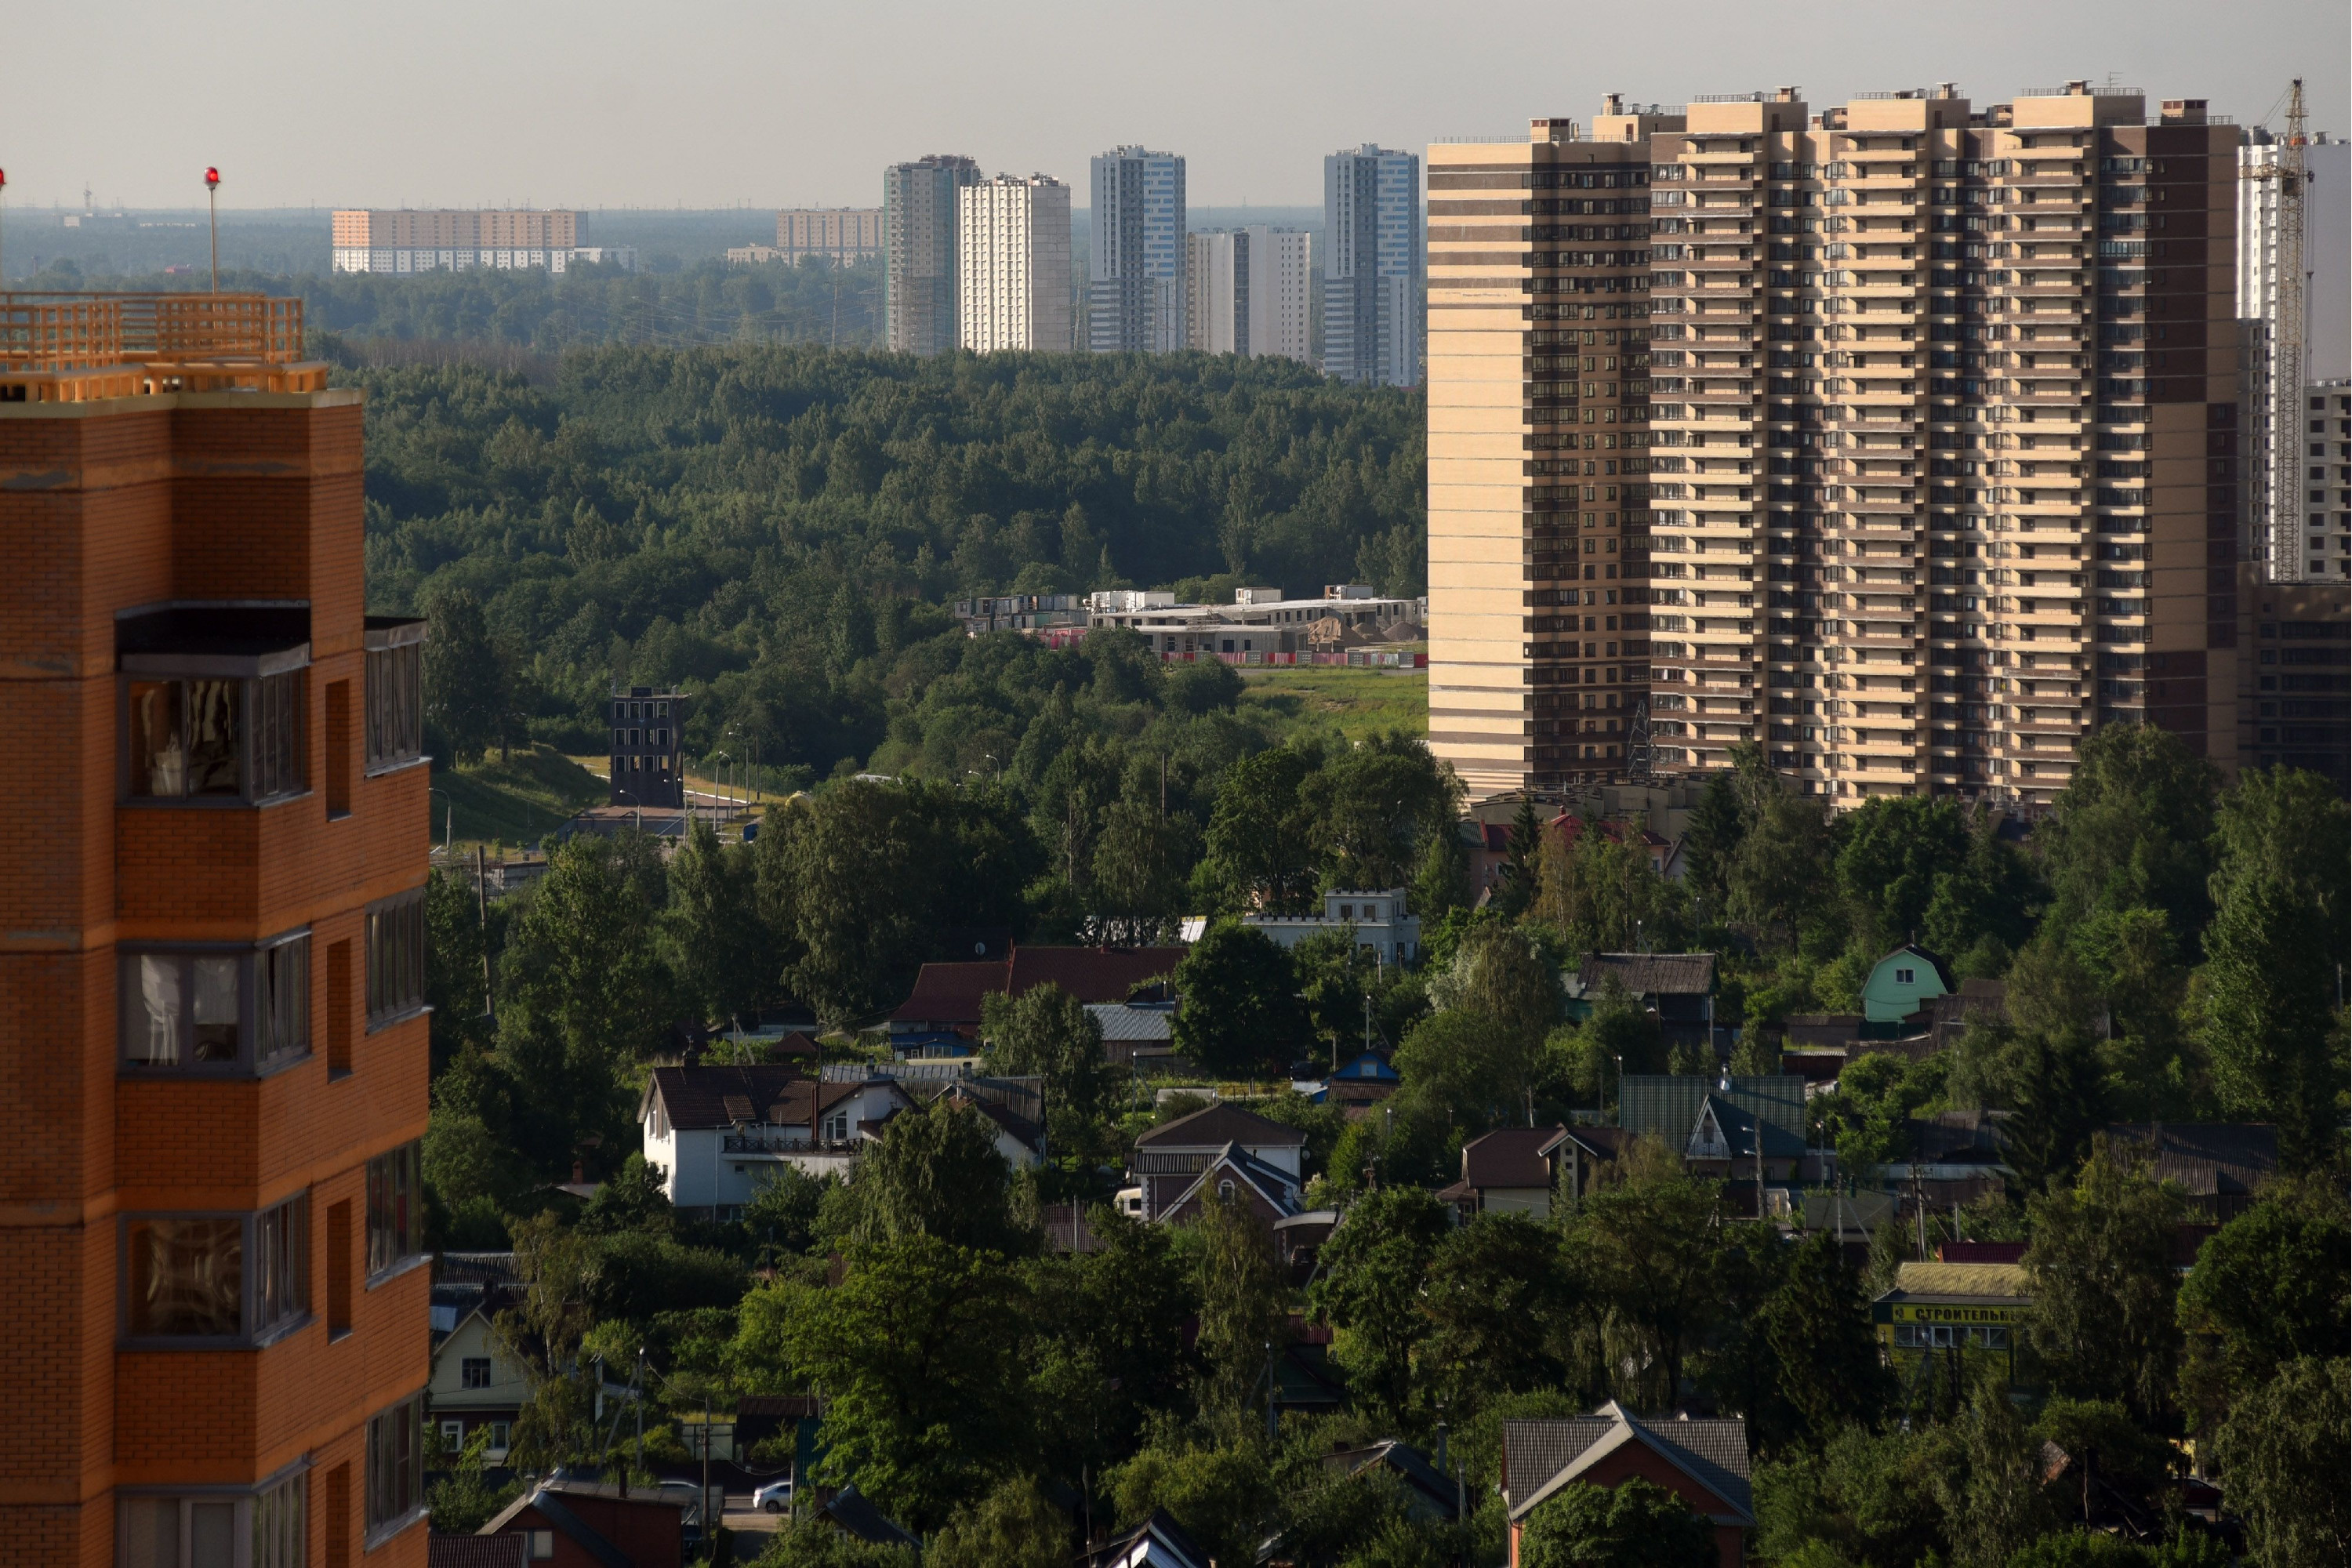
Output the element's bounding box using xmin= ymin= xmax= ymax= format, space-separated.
xmin=1154 ymin=1145 xmax=1306 ymax=1226
xmin=1325 ymin=1439 xmax=1464 ymax=1523
xmin=1130 ymin=1103 xmax=1308 ymax=1221
xmin=1861 ymin=943 xmax=1955 ymax=1024
xmin=939 ymin=1082 xmax=1046 ymax=1167
xmin=1563 ymin=953 xmax=1720 ymax=1048
xmin=638 ymin=1065 xmax=912 ymax=1218
xmin=477 ymin=1481 xmax=687 ymax=1568
xmin=1084 ymin=1510 xmax=1209 ymax=1568
xmin=889 ymin=946 xmax=1185 ymax=1044
xmin=428 ymin=1306 xmax=528 ymax=1462
xmin=1319 ymin=1051 xmax=1403 ymax=1119
xmin=814 ymin=1485 xmax=918 ymax=1551
xmin=1502 ymin=1405 xmax=1751 ymax=1568
xmin=1619 ymin=1074 xmax=1823 ymax=1185
xmin=2103 ymin=1123 xmax=2279 ymax=1220
xmin=1436 ymin=1127 xmax=1567 ymax=1221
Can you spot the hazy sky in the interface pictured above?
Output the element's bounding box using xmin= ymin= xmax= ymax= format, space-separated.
xmin=8 ymin=0 xmax=2346 ymax=210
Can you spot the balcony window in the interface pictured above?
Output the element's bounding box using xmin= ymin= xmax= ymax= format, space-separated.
xmin=365 ymin=1393 xmax=426 ymax=1543
xmin=122 ymin=1192 xmax=309 ymax=1344
xmin=120 ymin=932 xmax=310 ymax=1073
xmin=366 ymin=1142 xmax=424 ymax=1280
xmin=118 ymin=1470 xmax=306 ymax=1568
xmin=125 ymin=671 xmax=304 ymax=802
xmin=364 ymin=617 xmax=426 ymax=772
xmin=127 ymin=679 xmax=242 ymax=797
xmin=120 ymin=605 xmax=310 ymax=804
xmin=365 ymin=890 xmax=427 ymax=1028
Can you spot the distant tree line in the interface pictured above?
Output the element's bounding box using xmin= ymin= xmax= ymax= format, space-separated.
xmin=363 ymin=347 xmax=1421 ymax=782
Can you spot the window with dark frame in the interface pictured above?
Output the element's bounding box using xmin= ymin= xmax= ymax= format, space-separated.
xmin=365 ymin=891 xmax=426 ymax=1026
xmin=460 ymin=1356 xmax=492 ymax=1389
xmin=120 ymin=1472 xmax=306 ymax=1568
xmin=366 ymin=1142 xmax=423 ymax=1279
xmin=126 ymin=669 xmax=306 ymax=803
xmin=119 ymin=933 xmax=310 ymax=1073
xmin=123 ymin=1192 xmax=309 ymax=1342
xmin=364 ymin=639 xmax=424 ymax=771
xmin=365 ymin=1393 xmax=425 ymax=1537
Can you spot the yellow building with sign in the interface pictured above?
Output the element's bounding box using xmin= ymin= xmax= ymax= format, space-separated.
xmin=1871 ymin=1261 xmax=2032 ymax=1388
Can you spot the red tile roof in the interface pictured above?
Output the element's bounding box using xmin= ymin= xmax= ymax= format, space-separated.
xmin=889 ymin=946 xmax=1185 ymax=1025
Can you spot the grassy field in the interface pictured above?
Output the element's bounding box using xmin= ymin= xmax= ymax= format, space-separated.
xmin=427 ymin=746 xmax=608 ymax=852
xmin=1238 ymin=663 xmax=1428 ymax=743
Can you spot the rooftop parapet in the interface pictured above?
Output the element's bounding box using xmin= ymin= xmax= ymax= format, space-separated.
xmin=0 ymin=291 xmax=324 ymax=403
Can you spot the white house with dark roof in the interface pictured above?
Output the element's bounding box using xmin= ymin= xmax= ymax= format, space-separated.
xmin=1181 ymin=889 xmax=1421 ymax=964
xmin=1501 ymin=1403 xmax=1751 ymax=1568
xmin=639 ymin=1064 xmax=912 ymax=1218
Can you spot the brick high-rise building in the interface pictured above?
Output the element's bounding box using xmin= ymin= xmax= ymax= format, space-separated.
xmin=0 ymin=292 xmax=432 ymax=1563
xmin=1431 ymin=83 xmax=2251 ymax=810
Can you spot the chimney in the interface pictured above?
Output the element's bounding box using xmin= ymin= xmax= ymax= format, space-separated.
xmin=1934 ymin=82 xmax=1958 ymax=99
xmin=572 ymin=1159 xmax=586 ymax=1185
xmin=1773 ymin=85 xmax=1801 ymax=103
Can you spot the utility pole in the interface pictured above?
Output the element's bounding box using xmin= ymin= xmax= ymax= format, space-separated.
xmin=475 ymin=844 xmax=493 ymax=1022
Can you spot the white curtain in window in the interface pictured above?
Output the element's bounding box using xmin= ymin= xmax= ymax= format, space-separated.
xmin=136 ymin=956 xmax=183 ymax=1065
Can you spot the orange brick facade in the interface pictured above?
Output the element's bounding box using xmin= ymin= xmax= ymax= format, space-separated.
xmin=0 ymin=390 xmax=430 ymax=1565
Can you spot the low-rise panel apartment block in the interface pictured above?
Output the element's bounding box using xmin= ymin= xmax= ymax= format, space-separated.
xmin=330 ymin=208 xmax=633 ymax=274
xmin=1431 ymin=82 xmax=2259 ymax=809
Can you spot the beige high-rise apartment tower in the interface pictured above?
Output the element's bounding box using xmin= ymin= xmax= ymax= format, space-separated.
xmin=960 ymin=176 xmax=1074 ymax=353
xmin=1429 ymin=83 xmax=2247 ymax=810
xmin=1427 ymin=111 xmax=1672 ymax=797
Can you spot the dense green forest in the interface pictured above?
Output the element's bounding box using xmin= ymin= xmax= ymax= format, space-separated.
xmin=386 ymin=347 xmax=1423 ymax=779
